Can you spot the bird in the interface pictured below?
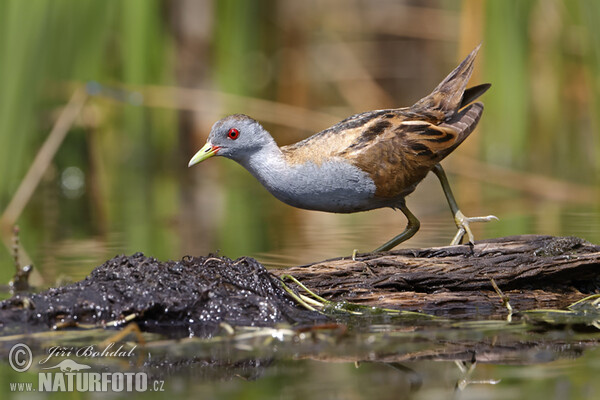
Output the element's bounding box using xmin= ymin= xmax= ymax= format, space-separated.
xmin=188 ymin=45 xmax=497 ymax=252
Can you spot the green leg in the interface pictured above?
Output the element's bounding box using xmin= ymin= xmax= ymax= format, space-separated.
xmin=374 ymin=201 xmax=420 ymax=252
xmin=431 ymin=163 xmax=498 ymax=245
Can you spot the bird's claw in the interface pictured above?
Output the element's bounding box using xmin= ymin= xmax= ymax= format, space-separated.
xmin=451 ymin=210 xmax=498 ymax=245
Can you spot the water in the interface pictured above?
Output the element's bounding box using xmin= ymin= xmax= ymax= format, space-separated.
xmin=0 ymin=148 xmax=598 ymax=399
xmin=2 ymin=313 xmax=599 ymax=399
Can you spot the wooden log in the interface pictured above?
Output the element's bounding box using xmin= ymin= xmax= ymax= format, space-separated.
xmin=271 ymin=235 xmax=600 ymax=317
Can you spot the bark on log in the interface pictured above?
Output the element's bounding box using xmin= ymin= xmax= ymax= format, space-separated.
xmin=271 ymin=235 xmax=600 ymax=317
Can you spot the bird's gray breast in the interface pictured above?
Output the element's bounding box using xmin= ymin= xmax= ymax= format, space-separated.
xmin=252 ymin=158 xmax=378 ymax=213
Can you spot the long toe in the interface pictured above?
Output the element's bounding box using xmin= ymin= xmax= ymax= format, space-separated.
xmin=451 ymin=211 xmax=498 ymax=245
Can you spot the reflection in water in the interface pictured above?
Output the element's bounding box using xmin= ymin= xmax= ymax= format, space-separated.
xmin=454 ymin=361 xmax=500 ymax=394
xmin=2 ymin=313 xmax=598 ymax=399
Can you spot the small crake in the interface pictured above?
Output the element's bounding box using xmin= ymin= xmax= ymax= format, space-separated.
xmin=189 ymin=45 xmax=497 ymax=252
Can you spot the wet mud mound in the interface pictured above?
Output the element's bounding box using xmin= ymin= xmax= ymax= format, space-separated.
xmin=0 ymin=253 xmax=323 ymax=337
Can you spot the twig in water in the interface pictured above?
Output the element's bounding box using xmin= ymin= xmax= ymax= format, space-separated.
xmin=9 ymin=225 xmax=32 ymax=292
xmin=0 ymin=87 xmax=88 ymax=265
xmin=490 ymin=277 xmax=513 ymax=319
xmin=280 ymin=274 xmax=435 ymax=318
xmin=100 ymin=317 xmax=146 ymax=347
xmin=12 ymin=225 xmax=20 ymax=270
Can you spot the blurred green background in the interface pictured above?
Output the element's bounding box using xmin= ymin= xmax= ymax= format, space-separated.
xmin=0 ymin=0 xmax=598 ymax=286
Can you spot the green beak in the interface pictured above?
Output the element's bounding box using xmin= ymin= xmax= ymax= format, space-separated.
xmin=188 ymin=141 xmax=220 ymax=167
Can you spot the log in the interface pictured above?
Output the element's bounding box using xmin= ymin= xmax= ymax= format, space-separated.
xmin=271 ymin=235 xmax=600 ymax=317
xmin=1 ymin=235 xmax=598 ymax=337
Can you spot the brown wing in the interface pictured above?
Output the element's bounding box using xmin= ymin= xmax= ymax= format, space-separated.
xmin=348 ymin=103 xmax=484 ymax=198
xmin=281 ymin=45 xmax=488 ymax=198
xmin=281 ymin=109 xmax=401 ymax=166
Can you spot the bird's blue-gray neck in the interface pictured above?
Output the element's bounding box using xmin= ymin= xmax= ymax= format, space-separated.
xmin=236 ymin=142 xmax=288 ymax=192
xmin=232 ymin=142 xmax=378 ymax=213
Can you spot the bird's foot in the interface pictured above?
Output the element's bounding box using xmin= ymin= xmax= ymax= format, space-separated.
xmin=451 ymin=210 xmax=498 ymax=245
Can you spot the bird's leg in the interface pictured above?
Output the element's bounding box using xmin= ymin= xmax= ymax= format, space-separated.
xmin=374 ymin=201 xmax=420 ymax=252
xmin=431 ymin=163 xmax=498 ymax=245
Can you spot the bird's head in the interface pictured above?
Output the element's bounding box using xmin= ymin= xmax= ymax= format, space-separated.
xmin=188 ymin=114 xmax=273 ymax=167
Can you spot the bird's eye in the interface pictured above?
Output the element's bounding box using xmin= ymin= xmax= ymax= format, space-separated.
xmin=227 ymin=128 xmax=240 ymax=140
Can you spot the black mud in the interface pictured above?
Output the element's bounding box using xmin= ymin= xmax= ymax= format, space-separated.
xmin=0 ymin=253 xmax=324 ymax=337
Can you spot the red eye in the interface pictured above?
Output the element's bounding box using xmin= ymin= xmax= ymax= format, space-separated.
xmin=227 ymin=128 xmax=240 ymax=140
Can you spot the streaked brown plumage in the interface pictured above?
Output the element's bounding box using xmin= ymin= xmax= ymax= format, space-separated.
xmin=189 ymin=45 xmax=497 ymax=251
xmin=281 ymin=46 xmax=488 ymax=200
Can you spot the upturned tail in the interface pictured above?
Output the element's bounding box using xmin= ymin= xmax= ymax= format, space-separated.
xmin=412 ymin=44 xmax=490 ymax=116
xmin=408 ymin=45 xmax=491 ymax=159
